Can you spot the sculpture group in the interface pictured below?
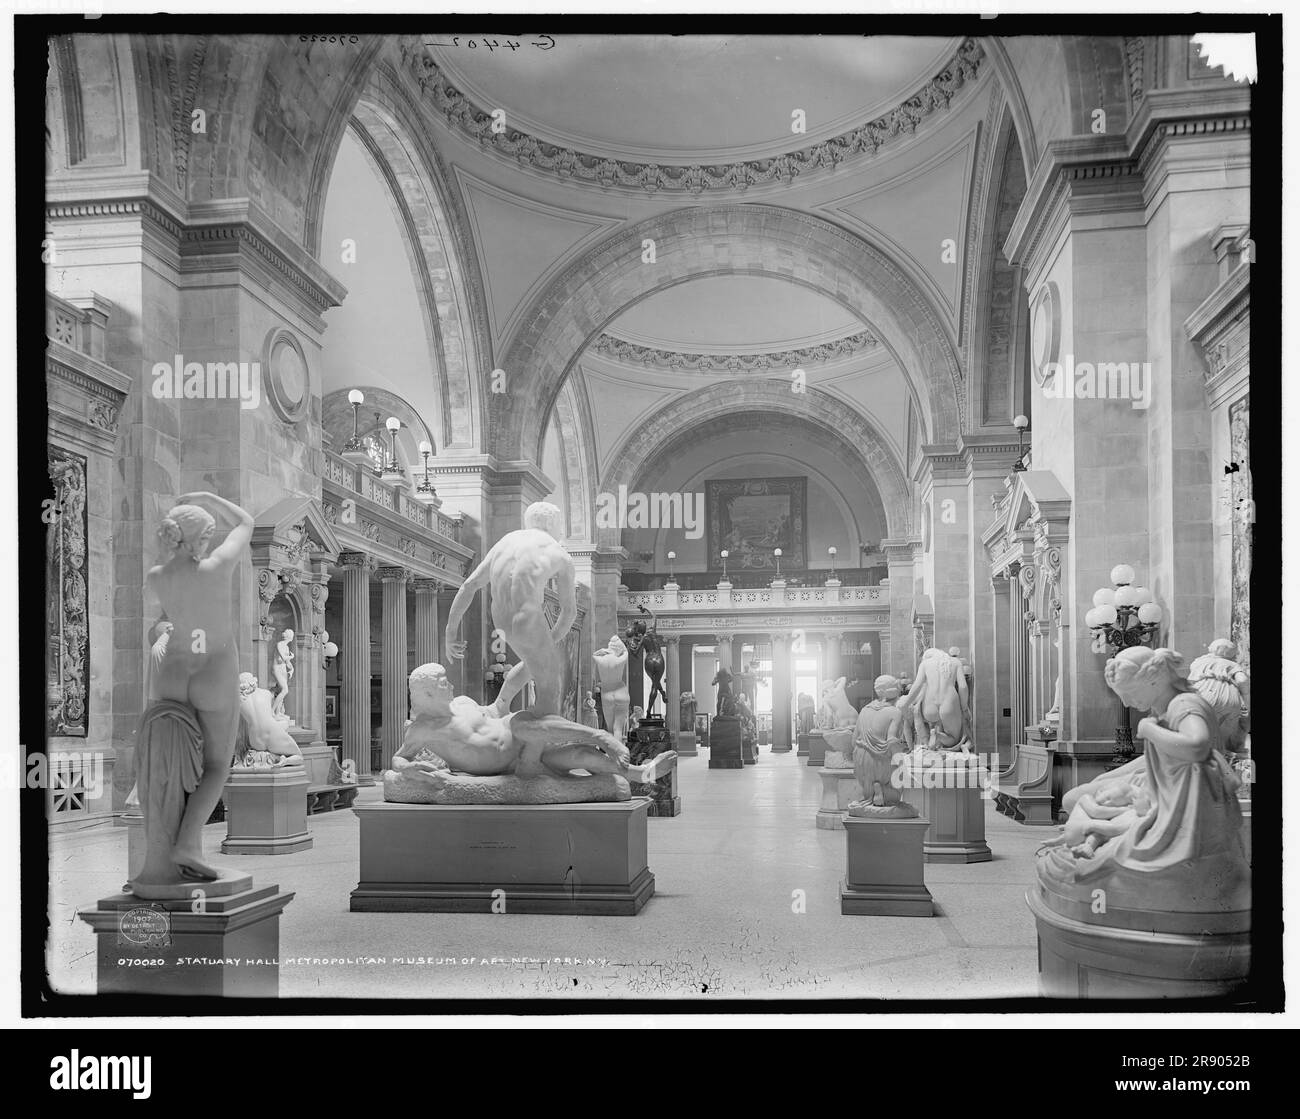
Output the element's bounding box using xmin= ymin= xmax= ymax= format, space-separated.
xmin=384 ymin=502 xmax=673 ymax=805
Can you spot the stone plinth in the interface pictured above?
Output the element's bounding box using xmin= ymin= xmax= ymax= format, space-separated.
xmin=805 ymin=730 xmax=827 ymax=767
xmin=1028 ymin=879 xmax=1251 ymax=999
xmin=904 ymin=755 xmax=993 ymax=863
xmin=840 ymin=815 xmax=934 ymax=917
xmin=297 ymin=739 xmax=331 ymax=786
xmin=350 ymin=800 xmax=654 ymax=915
xmin=79 ymin=875 xmax=293 ymax=996
xmin=630 ymin=746 xmax=681 ymax=818
xmin=797 ymin=733 xmax=809 ymax=757
xmin=708 ymin=716 xmax=744 ymax=769
xmin=741 ymin=736 xmax=758 ymax=765
xmin=674 ymin=731 xmax=699 ymax=758
xmin=816 ymin=768 xmax=858 ymax=830
xmin=222 ymin=767 xmax=313 ymax=855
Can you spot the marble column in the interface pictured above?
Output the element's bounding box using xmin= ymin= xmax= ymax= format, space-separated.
xmin=664 ymin=635 xmax=684 ymax=749
xmin=824 ymin=631 xmax=843 ymax=683
xmin=771 ymin=632 xmax=792 ymax=752
xmin=412 ymin=577 xmax=441 ymax=667
xmin=337 ymin=552 xmax=371 ymax=776
xmin=378 ymin=566 xmax=409 ymax=772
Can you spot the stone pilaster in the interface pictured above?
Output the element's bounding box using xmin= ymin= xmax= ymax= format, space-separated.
xmin=824 ymin=630 xmax=843 ymax=683
xmin=412 ymin=577 xmax=441 ymax=667
xmin=881 ymin=538 xmax=918 ymax=678
xmin=337 ymin=552 xmax=372 ymax=776
xmin=378 ymin=566 xmax=409 ymax=771
xmin=915 ymin=446 xmax=970 ymax=653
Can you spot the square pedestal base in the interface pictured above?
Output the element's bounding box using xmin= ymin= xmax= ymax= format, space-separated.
xmin=911 ymin=775 xmax=992 ymax=863
xmin=78 ymin=876 xmax=293 ymax=996
xmin=674 ymin=732 xmax=698 ymax=757
xmin=840 ymin=815 xmax=933 ymax=917
xmin=805 ymin=731 xmax=827 ymax=767
xmin=631 ymin=753 xmax=681 ymax=817
xmin=797 ymin=733 xmax=809 ymax=757
xmin=708 ymin=717 xmax=744 ymax=769
xmin=222 ymin=768 xmax=313 ymax=855
xmin=351 ymin=800 xmax=654 ymax=915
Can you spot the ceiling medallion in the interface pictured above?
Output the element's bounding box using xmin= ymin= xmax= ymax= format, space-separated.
xmin=591 ymin=329 xmax=880 ymax=371
xmin=403 ymin=38 xmax=985 ymax=195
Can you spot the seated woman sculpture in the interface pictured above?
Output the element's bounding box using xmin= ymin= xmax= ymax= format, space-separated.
xmin=1039 ymin=647 xmax=1249 ymax=918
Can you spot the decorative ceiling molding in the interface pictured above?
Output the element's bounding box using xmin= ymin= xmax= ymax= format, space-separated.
xmin=400 ymin=37 xmax=986 ymax=195
xmin=590 ymin=329 xmax=879 ymax=372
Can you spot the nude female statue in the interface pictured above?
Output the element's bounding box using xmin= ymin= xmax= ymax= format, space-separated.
xmin=235 ymin=672 xmax=303 ymax=768
xmin=270 ymin=628 xmax=295 ymax=720
xmin=593 ymin=634 xmax=631 ymax=742
xmin=140 ymin=492 xmax=253 ymax=889
xmin=898 ymin=646 xmax=973 ymax=752
xmin=444 ymin=502 xmax=573 ymax=717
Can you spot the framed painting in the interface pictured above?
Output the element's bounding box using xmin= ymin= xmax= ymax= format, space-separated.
xmin=706 ymin=476 xmax=806 ymax=571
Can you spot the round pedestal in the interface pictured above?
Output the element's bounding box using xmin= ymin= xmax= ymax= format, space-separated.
xmin=1027 ymin=882 xmax=1251 ymax=999
xmin=816 ymin=768 xmax=859 ymax=830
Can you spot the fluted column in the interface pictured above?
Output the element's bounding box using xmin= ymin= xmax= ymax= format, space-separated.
xmin=715 ymin=633 xmax=734 ymax=672
xmin=378 ymin=566 xmax=409 ymax=772
xmin=412 ymin=577 xmax=441 ymax=667
xmin=664 ymin=635 xmax=689 ymax=755
xmin=771 ymin=632 xmax=792 ymax=752
xmin=337 ymin=552 xmax=372 ymax=776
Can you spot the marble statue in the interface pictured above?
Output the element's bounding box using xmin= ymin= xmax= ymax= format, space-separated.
xmin=270 ymin=628 xmax=295 ymax=722
xmin=593 ymin=634 xmax=631 ymax=742
xmin=234 ymin=672 xmax=304 ymax=770
xmin=1038 ymin=647 xmax=1249 ymax=917
xmin=145 ymin=620 xmax=173 ymax=701
xmin=848 ymin=674 xmax=918 ymax=818
xmin=133 ymin=492 xmax=253 ymax=897
xmin=582 ymin=690 xmax=599 ymax=728
xmin=797 ymin=691 xmax=815 ymax=735
xmin=383 ymin=663 xmax=673 ymax=804
xmin=1188 ymin=639 xmax=1251 ymax=755
xmin=679 ymin=690 xmax=696 ymax=733
xmin=817 ymin=676 xmax=857 ymax=730
xmin=898 ymin=646 xmax=973 ymax=753
xmin=444 ymin=501 xmax=573 ymax=717
xmin=735 ymin=692 xmax=757 ymax=743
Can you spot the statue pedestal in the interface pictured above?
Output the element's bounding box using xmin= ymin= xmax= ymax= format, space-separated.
xmin=221 ymin=768 xmax=313 ymax=855
xmin=905 ymin=755 xmax=993 ymax=863
xmin=78 ymin=875 xmax=293 ymax=996
xmin=840 ymin=816 xmax=933 ymax=917
xmin=674 ymin=731 xmax=698 ymax=757
xmin=796 ymin=733 xmax=809 ymax=757
xmin=629 ymin=722 xmax=680 ymax=816
xmin=707 ymin=716 xmax=745 ymax=769
xmin=816 ymin=768 xmax=858 ymax=830
xmin=350 ymin=800 xmax=655 ymax=915
xmin=805 ymin=730 xmax=828 ymax=767
xmin=1027 ymin=879 xmax=1251 ymax=999
xmin=124 ymin=810 xmax=145 ymax=884
xmin=741 ymin=736 xmax=758 ymax=765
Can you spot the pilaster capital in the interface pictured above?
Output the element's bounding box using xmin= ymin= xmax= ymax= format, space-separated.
xmin=377 ymin=565 xmax=410 ymax=584
xmin=879 ymin=537 xmax=917 ymax=566
xmin=337 ymin=550 xmax=372 ymax=570
xmin=410 ymin=577 xmax=441 ymax=595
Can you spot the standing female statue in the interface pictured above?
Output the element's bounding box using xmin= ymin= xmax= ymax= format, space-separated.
xmin=135 ymin=492 xmax=253 ymax=894
xmin=270 ymin=627 xmax=295 ymax=721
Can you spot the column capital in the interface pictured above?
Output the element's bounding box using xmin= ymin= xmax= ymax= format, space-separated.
xmin=880 ymin=537 xmax=918 ymax=566
xmin=410 ymin=576 xmax=441 ymax=594
xmin=664 ymin=634 xmax=680 ymax=648
xmin=713 ymin=632 xmax=733 ymax=646
xmin=337 ymin=550 xmax=372 ymax=569
xmin=377 ymin=565 xmax=410 ymax=583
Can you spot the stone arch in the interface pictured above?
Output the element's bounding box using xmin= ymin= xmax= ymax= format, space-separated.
xmin=549 ymin=371 xmax=598 ymax=544
xmin=597 ymin=381 xmax=912 ymax=546
xmin=339 ymin=61 xmax=494 ymax=451
xmin=495 ymin=205 xmax=964 ymax=466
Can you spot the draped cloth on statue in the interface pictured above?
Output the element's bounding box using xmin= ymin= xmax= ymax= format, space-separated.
xmin=135 ymin=699 xmax=205 ymax=843
xmin=853 ymin=724 xmax=900 ymax=798
xmin=1039 ymin=693 xmax=1249 ymax=916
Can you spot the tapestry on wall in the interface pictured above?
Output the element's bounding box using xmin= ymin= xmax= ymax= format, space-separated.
xmin=1229 ymin=393 xmax=1250 ymax=667
xmin=47 ymin=447 xmax=88 ymax=737
xmin=706 ymin=476 xmax=807 ymax=571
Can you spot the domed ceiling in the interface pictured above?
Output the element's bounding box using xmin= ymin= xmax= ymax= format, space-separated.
xmin=425 ymin=35 xmax=962 ymax=162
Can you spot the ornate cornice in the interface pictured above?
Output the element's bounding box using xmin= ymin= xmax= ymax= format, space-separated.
xmin=401 ymin=37 xmax=985 ymax=196
xmin=590 ymin=329 xmax=879 ymax=371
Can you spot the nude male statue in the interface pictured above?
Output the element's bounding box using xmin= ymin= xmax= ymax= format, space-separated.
xmin=142 ymin=492 xmax=253 ymax=885
xmin=444 ymin=502 xmax=573 ymax=717
xmin=593 ymin=634 xmax=631 ymax=742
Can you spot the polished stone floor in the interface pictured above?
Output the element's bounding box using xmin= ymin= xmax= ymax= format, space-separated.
xmin=48 ymin=750 xmax=1046 ymax=1001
